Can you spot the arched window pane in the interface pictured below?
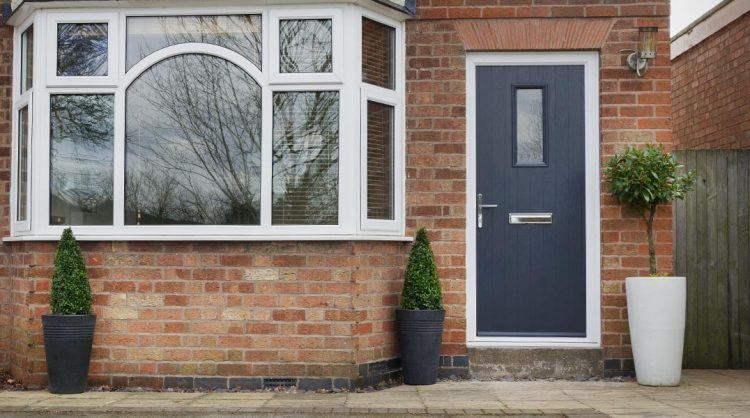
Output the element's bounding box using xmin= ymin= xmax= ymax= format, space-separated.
xmin=126 ymin=54 xmax=262 ymax=225
xmin=126 ymin=15 xmax=262 ymax=71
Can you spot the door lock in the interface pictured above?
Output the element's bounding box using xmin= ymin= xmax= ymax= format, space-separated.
xmin=477 ymin=193 xmax=498 ymax=229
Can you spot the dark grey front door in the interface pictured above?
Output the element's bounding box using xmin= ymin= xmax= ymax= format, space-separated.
xmin=476 ymin=65 xmax=586 ymax=337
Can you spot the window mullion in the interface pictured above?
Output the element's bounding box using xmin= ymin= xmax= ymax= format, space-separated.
xmin=113 ymin=89 xmax=125 ymax=228
xmin=260 ymin=85 xmax=273 ymax=230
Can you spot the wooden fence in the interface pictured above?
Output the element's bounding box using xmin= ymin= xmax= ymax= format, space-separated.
xmin=674 ymin=150 xmax=750 ymax=369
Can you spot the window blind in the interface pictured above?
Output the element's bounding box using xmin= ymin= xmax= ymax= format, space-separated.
xmin=367 ymin=101 xmax=394 ymax=220
xmin=362 ymin=18 xmax=394 ymax=89
xmin=272 ymin=91 xmax=339 ymax=225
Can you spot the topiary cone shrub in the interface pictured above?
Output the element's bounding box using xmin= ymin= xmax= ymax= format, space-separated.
xmin=604 ymin=144 xmax=696 ymax=275
xmin=43 ymin=228 xmax=96 ymax=394
xmin=398 ymin=228 xmax=445 ymax=385
xmin=401 ymin=227 xmax=443 ymax=311
xmin=50 ymin=227 xmax=92 ymax=315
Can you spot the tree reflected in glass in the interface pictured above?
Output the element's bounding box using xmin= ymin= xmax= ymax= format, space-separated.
xmin=272 ymin=91 xmax=339 ymax=225
xmin=516 ymin=88 xmax=544 ymax=165
xmin=126 ymin=54 xmax=262 ymax=225
xmin=17 ymin=107 xmax=29 ymax=222
xmin=126 ymin=15 xmax=262 ymax=70
xmin=279 ymin=19 xmax=332 ymax=73
xmin=57 ymin=23 xmax=108 ymax=77
xmin=50 ymin=95 xmax=114 ymax=225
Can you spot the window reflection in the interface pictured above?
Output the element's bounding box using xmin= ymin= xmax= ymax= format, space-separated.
xmin=50 ymin=95 xmax=114 ymax=225
xmin=126 ymin=54 xmax=262 ymax=225
xmin=362 ymin=18 xmax=394 ymax=89
xmin=516 ymin=88 xmax=545 ymax=165
xmin=126 ymin=15 xmax=262 ymax=70
xmin=279 ymin=19 xmax=333 ymax=73
xmin=272 ymin=91 xmax=339 ymax=225
xmin=367 ymin=101 xmax=394 ymax=220
xmin=17 ymin=107 xmax=29 ymax=222
xmin=57 ymin=23 xmax=108 ymax=77
xmin=21 ymin=27 xmax=33 ymax=91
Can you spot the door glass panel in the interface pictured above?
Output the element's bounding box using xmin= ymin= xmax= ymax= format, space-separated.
xmin=515 ymin=88 xmax=545 ymax=165
xmin=50 ymin=94 xmax=114 ymax=225
xmin=57 ymin=23 xmax=109 ymax=76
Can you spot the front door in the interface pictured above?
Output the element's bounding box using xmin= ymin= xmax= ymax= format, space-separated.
xmin=475 ymin=65 xmax=587 ymax=337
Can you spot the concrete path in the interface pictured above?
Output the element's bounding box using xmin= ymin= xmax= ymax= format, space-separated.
xmin=0 ymin=370 xmax=748 ymax=417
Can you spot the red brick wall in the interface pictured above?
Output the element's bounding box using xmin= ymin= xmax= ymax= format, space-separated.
xmin=673 ymin=11 xmax=750 ymax=150
xmin=0 ymin=1 xmax=14 ymax=370
xmin=7 ymin=241 xmax=406 ymax=387
xmin=406 ymin=0 xmax=672 ymax=373
xmin=0 ymin=0 xmax=672 ymax=384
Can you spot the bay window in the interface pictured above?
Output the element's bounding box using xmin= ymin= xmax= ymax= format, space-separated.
xmin=9 ymin=3 xmax=405 ymax=240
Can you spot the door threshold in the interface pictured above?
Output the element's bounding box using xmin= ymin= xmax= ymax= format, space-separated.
xmin=468 ymin=340 xmax=600 ymax=348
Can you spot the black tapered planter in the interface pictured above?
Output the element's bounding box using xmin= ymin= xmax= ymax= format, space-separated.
xmin=42 ymin=314 xmax=96 ymax=394
xmin=397 ymin=309 xmax=445 ymax=385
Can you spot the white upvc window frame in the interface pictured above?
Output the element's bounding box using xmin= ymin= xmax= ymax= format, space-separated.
xmin=46 ymin=12 xmax=120 ymax=87
xmin=9 ymin=3 xmax=407 ymax=241
xmin=268 ymin=7 xmax=344 ymax=85
xmin=359 ymin=11 xmax=404 ymax=234
xmin=360 ymin=87 xmax=403 ymax=233
xmin=11 ymin=15 xmax=36 ymax=235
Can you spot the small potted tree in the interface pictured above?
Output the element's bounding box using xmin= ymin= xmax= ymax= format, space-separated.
xmin=42 ymin=228 xmax=96 ymax=394
xmin=397 ymin=228 xmax=444 ymax=385
xmin=605 ymin=145 xmax=695 ymax=386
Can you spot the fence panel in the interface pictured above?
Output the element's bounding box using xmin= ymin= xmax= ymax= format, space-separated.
xmin=674 ymin=150 xmax=750 ymax=369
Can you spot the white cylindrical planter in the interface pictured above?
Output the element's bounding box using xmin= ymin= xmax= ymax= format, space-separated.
xmin=626 ymin=276 xmax=686 ymax=387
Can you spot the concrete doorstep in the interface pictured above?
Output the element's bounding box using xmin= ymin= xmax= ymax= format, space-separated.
xmin=0 ymin=370 xmax=748 ymax=417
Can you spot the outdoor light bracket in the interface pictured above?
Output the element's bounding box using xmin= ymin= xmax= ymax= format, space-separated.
xmin=620 ymin=48 xmax=649 ymax=77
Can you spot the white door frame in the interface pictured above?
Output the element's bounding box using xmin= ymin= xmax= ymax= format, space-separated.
xmin=465 ymin=52 xmax=601 ymax=348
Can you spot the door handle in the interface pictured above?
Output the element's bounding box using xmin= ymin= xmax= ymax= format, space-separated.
xmin=477 ymin=194 xmax=498 ymax=229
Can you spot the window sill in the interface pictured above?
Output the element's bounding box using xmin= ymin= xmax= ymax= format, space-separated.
xmin=3 ymin=234 xmax=413 ymax=242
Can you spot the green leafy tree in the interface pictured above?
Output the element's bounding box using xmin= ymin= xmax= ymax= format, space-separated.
xmin=401 ymin=228 xmax=443 ymax=310
xmin=50 ymin=228 xmax=92 ymax=315
xmin=604 ymin=145 xmax=696 ymax=275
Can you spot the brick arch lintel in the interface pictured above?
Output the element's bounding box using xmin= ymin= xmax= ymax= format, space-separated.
xmin=454 ymin=18 xmax=614 ymax=51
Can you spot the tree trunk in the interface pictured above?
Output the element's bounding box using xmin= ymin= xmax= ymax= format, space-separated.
xmin=645 ymin=207 xmax=657 ymax=275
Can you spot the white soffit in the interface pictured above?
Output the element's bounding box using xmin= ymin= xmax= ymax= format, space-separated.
xmin=671 ymin=0 xmax=750 ymax=60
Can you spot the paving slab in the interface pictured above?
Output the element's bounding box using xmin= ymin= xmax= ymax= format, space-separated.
xmin=0 ymin=370 xmax=747 ymax=416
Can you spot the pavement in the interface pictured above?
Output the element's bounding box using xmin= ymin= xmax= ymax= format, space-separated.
xmin=0 ymin=370 xmax=748 ymax=417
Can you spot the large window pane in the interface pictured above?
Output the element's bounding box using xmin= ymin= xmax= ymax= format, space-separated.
xmin=17 ymin=107 xmax=29 ymax=222
xmin=126 ymin=15 xmax=262 ymax=70
xmin=57 ymin=23 xmax=108 ymax=76
xmin=515 ymin=88 xmax=545 ymax=165
xmin=279 ymin=19 xmax=332 ymax=73
xmin=367 ymin=101 xmax=394 ymax=220
xmin=21 ymin=27 xmax=33 ymax=92
xmin=50 ymin=95 xmax=114 ymax=225
xmin=272 ymin=91 xmax=339 ymax=225
xmin=126 ymin=54 xmax=262 ymax=225
xmin=362 ymin=18 xmax=394 ymax=89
